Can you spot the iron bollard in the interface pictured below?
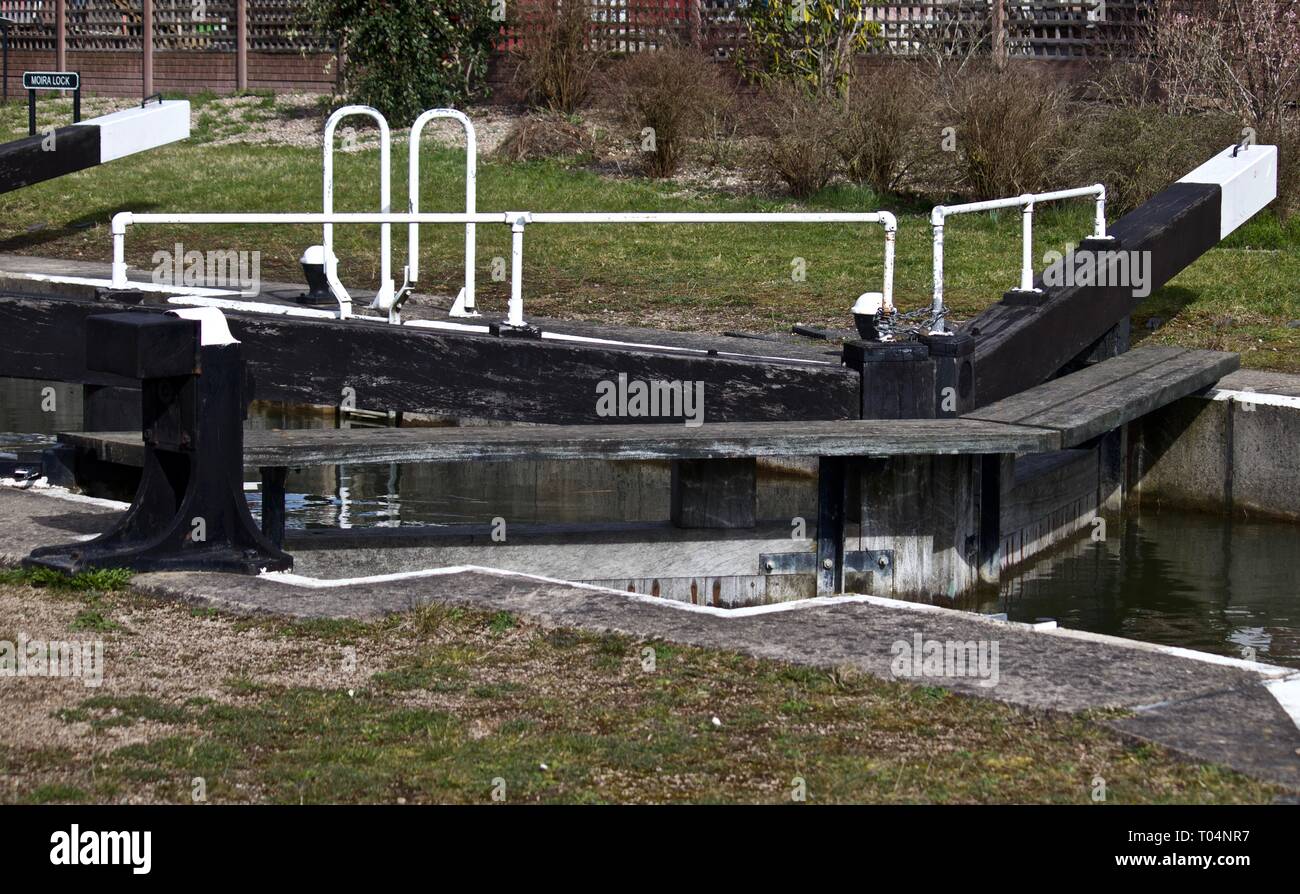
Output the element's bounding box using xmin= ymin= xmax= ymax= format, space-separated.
xmin=26 ymin=308 xmax=292 ymax=575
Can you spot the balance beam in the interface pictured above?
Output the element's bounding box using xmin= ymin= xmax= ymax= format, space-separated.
xmin=0 ymin=99 xmax=189 ymax=195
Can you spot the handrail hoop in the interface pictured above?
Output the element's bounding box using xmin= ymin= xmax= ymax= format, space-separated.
xmin=409 ymin=109 xmax=478 ymax=317
xmin=323 ymin=106 xmax=394 ymax=312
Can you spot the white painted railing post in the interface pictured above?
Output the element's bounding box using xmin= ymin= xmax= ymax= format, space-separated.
xmin=880 ymin=211 xmax=897 ymax=314
xmin=408 ymin=109 xmax=478 ymax=316
xmin=111 ymin=212 xmax=131 ymax=288
xmin=929 ymin=183 xmax=1109 ymax=331
xmin=508 ymin=213 xmax=530 ymax=328
xmin=1093 ymin=184 xmax=1109 ymax=239
xmin=1020 ymin=198 xmax=1036 ymax=293
xmin=930 ymin=210 xmax=945 ymax=333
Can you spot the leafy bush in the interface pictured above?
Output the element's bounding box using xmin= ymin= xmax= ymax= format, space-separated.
xmin=933 ymin=64 xmax=1070 ymax=199
xmin=761 ymin=85 xmax=842 ymax=197
xmin=606 ymin=47 xmax=734 ymax=178
xmin=512 ymin=0 xmax=601 ymax=113
xmin=738 ymin=0 xmax=881 ymax=96
xmin=303 ymin=0 xmax=496 ymax=125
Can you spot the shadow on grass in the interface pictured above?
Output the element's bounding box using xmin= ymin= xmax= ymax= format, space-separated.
xmin=0 ymin=201 xmax=162 ymax=254
xmin=1130 ymin=285 xmax=1201 ymax=344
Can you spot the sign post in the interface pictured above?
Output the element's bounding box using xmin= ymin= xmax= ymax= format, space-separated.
xmin=1 ymin=17 xmax=11 ymax=104
xmin=23 ymin=70 xmax=80 ymax=136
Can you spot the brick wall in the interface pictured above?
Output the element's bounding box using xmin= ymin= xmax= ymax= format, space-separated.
xmin=0 ymin=50 xmax=336 ymax=99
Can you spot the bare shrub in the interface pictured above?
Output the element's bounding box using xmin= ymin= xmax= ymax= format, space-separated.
xmin=1253 ymin=126 xmax=1300 ymax=220
xmin=1070 ymin=107 xmax=1240 ymax=215
xmin=1085 ymin=0 xmax=1299 ymax=218
xmin=494 ymin=112 xmax=597 ymax=163
xmin=512 ymin=0 xmax=600 ymax=113
xmin=835 ymin=62 xmax=931 ymax=194
xmin=1117 ymin=0 xmax=1300 ymax=130
xmin=933 ymin=64 xmax=1070 ymax=199
xmin=606 ymin=47 xmax=734 ymax=178
xmin=761 ymin=85 xmax=842 ymax=198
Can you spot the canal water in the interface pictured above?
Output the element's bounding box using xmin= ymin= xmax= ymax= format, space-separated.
xmin=3 ymin=377 xmax=1298 ymax=667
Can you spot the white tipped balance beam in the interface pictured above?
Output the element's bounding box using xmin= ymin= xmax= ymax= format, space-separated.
xmin=86 ymin=100 xmax=191 ymax=164
xmin=0 ymin=100 xmax=190 ymax=194
xmin=1179 ymin=142 xmax=1278 ymax=239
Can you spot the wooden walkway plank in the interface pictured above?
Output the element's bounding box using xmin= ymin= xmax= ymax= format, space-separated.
xmin=60 ymin=417 xmax=1060 ymax=469
xmin=966 ymin=345 xmax=1187 ymax=424
xmin=965 ymin=345 xmax=1238 ymax=447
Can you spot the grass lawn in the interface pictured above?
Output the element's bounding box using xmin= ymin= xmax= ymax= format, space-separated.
xmin=2 ymin=94 xmax=1297 ymax=370
xmin=0 ymin=568 xmax=1282 ymax=804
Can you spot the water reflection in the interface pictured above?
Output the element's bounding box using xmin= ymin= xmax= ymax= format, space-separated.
xmin=980 ymin=512 xmax=1300 ymax=667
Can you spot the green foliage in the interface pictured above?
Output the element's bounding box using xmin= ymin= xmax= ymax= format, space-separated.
xmin=1 ymin=566 xmax=132 ymax=593
xmin=303 ymin=0 xmax=497 ymax=124
xmin=738 ymin=0 xmax=882 ymax=96
xmin=489 ymin=611 xmax=516 ymax=635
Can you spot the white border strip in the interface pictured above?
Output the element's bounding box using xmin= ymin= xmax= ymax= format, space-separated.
xmin=9 ymin=271 xmax=235 ymax=298
xmin=1262 ymin=676 xmax=1300 ymax=730
xmin=0 ymin=478 xmax=130 ymax=509
xmin=167 ymin=295 xmax=341 ymax=319
xmin=257 ymin=563 xmax=1292 ymax=678
xmin=1209 ymin=388 xmax=1300 ymax=411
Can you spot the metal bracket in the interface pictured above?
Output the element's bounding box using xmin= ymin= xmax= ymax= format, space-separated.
xmin=760 ymin=549 xmax=893 ymax=576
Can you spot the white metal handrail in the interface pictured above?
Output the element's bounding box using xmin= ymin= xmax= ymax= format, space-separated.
xmin=408 ymin=109 xmax=478 ymax=317
xmin=323 ymin=106 xmax=395 ymax=311
xmin=518 ymin=211 xmax=896 ymax=330
xmin=110 ymin=210 xmax=897 ymax=330
xmin=929 ymin=184 xmax=1109 ymax=333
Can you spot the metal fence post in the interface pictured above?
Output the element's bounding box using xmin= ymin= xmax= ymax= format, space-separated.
xmin=236 ymin=0 xmax=248 ymax=92
xmin=1 ymin=17 xmax=9 ymax=104
xmin=56 ymin=0 xmax=66 ymax=71
xmin=991 ymin=0 xmax=1006 ymax=66
xmin=143 ymin=0 xmax=154 ymax=98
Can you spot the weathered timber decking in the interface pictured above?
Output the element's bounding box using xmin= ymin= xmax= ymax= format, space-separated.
xmin=963 ymin=345 xmax=1239 ymax=447
xmin=60 ymin=417 xmax=1059 ymax=468
xmin=0 ymin=288 xmax=860 ymax=424
xmin=60 ymin=345 xmax=1239 ymax=468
